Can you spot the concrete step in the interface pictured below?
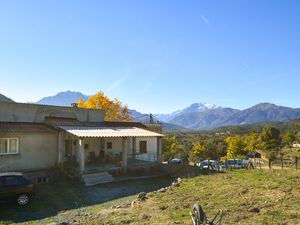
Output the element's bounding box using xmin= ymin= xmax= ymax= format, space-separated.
xmin=83 ymin=172 xmax=113 ymax=179
xmin=84 ymin=177 xmax=114 ymax=186
xmin=82 ymin=172 xmax=114 ymax=186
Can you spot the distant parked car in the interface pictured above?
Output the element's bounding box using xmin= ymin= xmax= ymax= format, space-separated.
xmin=170 ymin=158 xmax=182 ymax=164
xmin=225 ymin=159 xmax=247 ymax=169
xmin=199 ymin=160 xmax=219 ymax=170
xmin=0 ymin=172 xmax=35 ymax=206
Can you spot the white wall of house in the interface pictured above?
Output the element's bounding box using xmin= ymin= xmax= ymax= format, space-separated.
xmin=79 ymin=137 xmax=159 ymax=163
xmin=83 ymin=137 xmax=101 ymax=161
xmin=0 ymin=132 xmax=58 ymax=172
xmin=135 ymin=137 xmax=158 ymax=162
xmin=83 ymin=137 xmax=132 ymax=162
xmin=104 ymin=137 xmax=122 ymax=155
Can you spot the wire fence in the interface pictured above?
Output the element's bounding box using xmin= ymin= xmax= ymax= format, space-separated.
xmin=268 ymin=156 xmax=300 ymax=170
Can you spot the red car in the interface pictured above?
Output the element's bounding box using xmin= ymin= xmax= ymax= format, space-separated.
xmin=0 ymin=172 xmax=35 ymax=206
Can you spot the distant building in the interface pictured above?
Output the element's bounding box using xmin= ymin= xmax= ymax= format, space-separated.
xmin=293 ymin=143 xmax=300 ymax=148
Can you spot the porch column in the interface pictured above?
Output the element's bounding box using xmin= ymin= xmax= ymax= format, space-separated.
xmin=122 ymin=137 xmax=128 ymax=173
xmin=79 ymin=138 xmax=85 ymax=174
xmin=157 ymin=137 xmax=162 ymax=163
xmin=58 ymin=132 xmax=64 ymax=163
xmin=132 ymin=137 xmax=136 ymax=160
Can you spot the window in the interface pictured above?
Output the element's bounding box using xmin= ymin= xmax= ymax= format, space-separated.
xmin=65 ymin=140 xmax=73 ymax=157
xmin=0 ymin=138 xmax=19 ymax=155
xmin=37 ymin=177 xmax=48 ymax=184
xmin=106 ymin=142 xmax=112 ymax=149
xmin=5 ymin=176 xmax=19 ymax=186
xmin=139 ymin=141 xmax=147 ymax=154
xmin=3 ymin=176 xmax=28 ymax=186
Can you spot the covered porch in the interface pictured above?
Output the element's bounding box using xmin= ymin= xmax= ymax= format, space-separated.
xmin=57 ymin=126 xmax=164 ymax=181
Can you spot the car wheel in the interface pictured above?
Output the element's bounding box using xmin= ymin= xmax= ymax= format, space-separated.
xmin=17 ymin=194 xmax=30 ymax=206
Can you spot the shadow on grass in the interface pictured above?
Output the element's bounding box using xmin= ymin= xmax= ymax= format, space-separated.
xmin=0 ymin=176 xmax=173 ymax=224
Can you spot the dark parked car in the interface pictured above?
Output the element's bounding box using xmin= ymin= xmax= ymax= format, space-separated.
xmin=0 ymin=172 xmax=35 ymax=206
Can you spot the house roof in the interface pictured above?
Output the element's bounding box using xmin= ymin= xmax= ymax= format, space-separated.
xmin=0 ymin=122 xmax=58 ymax=133
xmin=45 ymin=116 xmax=148 ymax=128
xmin=59 ymin=126 xmax=164 ymax=138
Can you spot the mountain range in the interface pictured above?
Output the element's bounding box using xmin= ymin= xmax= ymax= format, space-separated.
xmin=0 ymin=94 xmax=14 ymax=102
xmin=1 ymin=91 xmax=300 ymax=131
xmin=36 ymin=91 xmax=88 ymax=106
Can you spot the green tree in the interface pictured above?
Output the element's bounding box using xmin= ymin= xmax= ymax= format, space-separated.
xmin=244 ymin=132 xmax=261 ymax=153
xmin=282 ymin=130 xmax=296 ymax=147
xmin=260 ymin=126 xmax=281 ymax=151
xmin=202 ymin=139 xmax=226 ymax=160
xmin=162 ymin=136 xmax=180 ymax=161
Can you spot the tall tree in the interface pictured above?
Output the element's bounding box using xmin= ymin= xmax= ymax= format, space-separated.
xmin=244 ymin=132 xmax=261 ymax=153
xmin=78 ymin=91 xmax=131 ymax=122
xmin=282 ymin=130 xmax=296 ymax=147
xmin=162 ymin=136 xmax=180 ymax=161
xmin=202 ymin=139 xmax=226 ymax=160
xmin=225 ymin=135 xmax=247 ymax=158
xmin=260 ymin=126 xmax=281 ymax=151
xmin=189 ymin=141 xmax=203 ymax=163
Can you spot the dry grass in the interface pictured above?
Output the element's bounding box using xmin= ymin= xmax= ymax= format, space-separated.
xmin=6 ymin=169 xmax=300 ymax=225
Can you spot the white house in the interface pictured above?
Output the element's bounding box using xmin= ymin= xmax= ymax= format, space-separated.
xmin=0 ymin=101 xmax=164 ymax=185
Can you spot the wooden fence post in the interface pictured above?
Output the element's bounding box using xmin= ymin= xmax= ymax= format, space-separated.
xmin=281 ymin=154 xmax=284 ymax=170
xmin=296 ymin=157 xmax=298 ymax=170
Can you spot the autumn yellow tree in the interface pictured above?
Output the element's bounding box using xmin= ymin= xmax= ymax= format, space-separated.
xmin=189 ymin=141 xmax=203 ymax=163
xmin=225 ymin=135 xmax=247 ymax=158
xmin=77 ymin=91 xmax=131 ymax=122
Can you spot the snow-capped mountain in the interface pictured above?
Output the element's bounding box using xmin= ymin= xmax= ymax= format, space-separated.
xmin=155 ymin=102 xmax=221 ymax=122
xmin=31 ymin=91 xmax=300 ymax=131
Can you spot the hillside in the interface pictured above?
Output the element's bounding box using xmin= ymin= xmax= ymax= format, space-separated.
xmin=0 ymin=94 xmax=14 ymax=102
xmin=169 ymin=103 xmax=300 ymax=130
xmin=220 ymin=103 xmax=300 ymax=126
xmin=155 ymin=102 xmax=220 ymax=122
xmin=169 ymin=107 xmax=239 ymax=130
xmin=3 ymin=170 xmax=300 ymax=225
xmin=128 ymin=109 xmax=188 ymax=132
xmin=36 ymin=91 xmax=88 ymax=106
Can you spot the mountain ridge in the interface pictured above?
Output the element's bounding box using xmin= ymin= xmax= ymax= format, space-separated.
xmin=0 ymin=94 xmax=14 ymax=102
xmin=36 ymin=91 xmax=89 ymax=106
xmin=2 ymin=91 xmax=300 ymax=131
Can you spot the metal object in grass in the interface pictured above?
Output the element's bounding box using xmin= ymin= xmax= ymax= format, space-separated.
xmin=190 ymin=203 xmax=223 ymax=225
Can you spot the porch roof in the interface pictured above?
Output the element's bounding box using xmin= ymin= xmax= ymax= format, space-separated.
xmin=59 ymin=126 xmax=164 ymax=138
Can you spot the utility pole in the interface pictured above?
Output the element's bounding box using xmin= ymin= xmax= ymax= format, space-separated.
xmin=150 ymin=113 xmax=154 ymax=124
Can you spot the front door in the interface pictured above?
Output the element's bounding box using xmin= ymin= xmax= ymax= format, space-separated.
xmin=65 ymin=140 xmax=73 ymax=159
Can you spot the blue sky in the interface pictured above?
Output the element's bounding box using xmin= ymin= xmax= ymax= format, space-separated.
xmin=0 ymin=0 xmax=300 ymax=113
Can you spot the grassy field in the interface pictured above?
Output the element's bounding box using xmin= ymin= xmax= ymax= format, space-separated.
xmin=1 ymin=169 xmax=300 ymax=225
